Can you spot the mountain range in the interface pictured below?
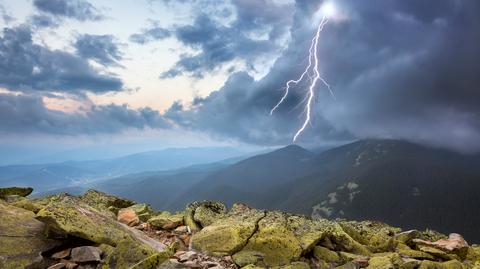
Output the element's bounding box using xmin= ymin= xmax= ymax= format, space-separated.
xmin=2 ymin=139 xmax=480 ymax=242
xmin=92 ymin=139 xmax=480 ymax=242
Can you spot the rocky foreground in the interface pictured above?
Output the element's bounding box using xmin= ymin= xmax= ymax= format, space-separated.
xmin=0 ymin=187 xmax=479 ymax=269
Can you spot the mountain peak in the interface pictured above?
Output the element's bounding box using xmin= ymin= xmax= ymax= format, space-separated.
xmin=273 ymin=144 xmax=312 ymax=155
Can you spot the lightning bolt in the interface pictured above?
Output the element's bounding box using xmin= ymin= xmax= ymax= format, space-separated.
xmin=270 ymin=16 xmax=334 ymax=142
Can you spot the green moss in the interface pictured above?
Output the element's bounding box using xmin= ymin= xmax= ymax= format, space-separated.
xmin=0 ymin=202 xmax=60 ymax=269
xmin=127 ymin=204 xmax=155 ymax=222
xmin=339 ymin=220 xmax=399 ymax=253
xmin=367 ymin=253 xmax=402 ymax=268
xmin=241 ymin=212 xmax=303 ymax=267
xmin=148 ymin=211 xmax=184 ymax=229
xmin=184 ymin=203 xmax=202 ymax=232
xmin=193 ymin=201 xmax=227 ymax=227
xmin=418 ymin=260 xmax=466 ymax=269
xmin=313 ymin=246 xmax=341 ymax=263
xmin=418 ymin=246 xmax=459 ymax=261
xmin=0 ymin=187 xmax=33 ymax=199
xmin=396 ymin=243 xmax=435 ymax=260
xmin=190 ymin=204 xmax=265 ymax=255
xmin=286 ymin=215 xmax=328 ymax=253
xmin=80 ymin=189 xmax=135 ymax=215
xmin=130 ymin=247 xmax=174 ymax=269
xmin=233 ymin=250 xmax=265 ymax=267
xmin=241 ymin=265 xmax=266 ymax=269
xmin=327 ymin=223 xmax=371 ymax=256
xmin=272 ymin=261 xmax=311 ymax=269
xmin=36 ymin=194 xmax=133 ymax=246
xmin=9 ymin=197 xmax=43 ymax=213
xmin=100 ymin=237 xmax=156 ymax=268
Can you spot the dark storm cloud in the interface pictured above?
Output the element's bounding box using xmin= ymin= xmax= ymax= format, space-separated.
xmin=0 ymin=93 xmax=170 ymax=135
xmin=164 ymin=0 xmax=480 ymax=152
xmin=74 ymin=34 xmax=123 ymax=67
xmin=0 ymin=26 xmax=123 ymax=93
xmin=33 ymin=0 xmax=103 ymax=21
xmin=160 ymin=0 xmax=294 ymax=78
xmin=129 ymin=25 xmax=171 ymax=44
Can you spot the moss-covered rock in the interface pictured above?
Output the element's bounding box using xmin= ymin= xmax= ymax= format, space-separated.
xmin=418 ymin=260 xmax=466 ymax=269
xmin=367 ymin=253 xmax=402 ymax=268
xmin=327 ymin=223 xmax=372 ymax=256
xmin=0 ymin=202 xmax=61 ymax=269
xmin=36 ymin=194 xmax=133 ymax=245
xmin=272 ymin=261 xmax=311 ymax=269
xmin=184 ymin=201 xmax=226 ymax=232
xmin=193 ymin=201 xmax=227 ymax=227
xmin=240 ymin=211 xmax=303 ymax=266
xmin=418 ymin=246 xmax=459 ymax=261
xmin=80 ymin=189 xmax=134 ymax=215
xmin=128 ymin=244 xmax=174 ymax=269
xmin=286 ymin=215 xmax=328 ymax=253
xmin=127 ymin=203 xmax=155 ymax=222
xmin=233 ymin=250 xmax=266 ymax=267
xmin=241 ymin=265 xmax=267 ymax=269
xmin=0 ymin=187 xmax=33 ymax=199
xmin=313 ymin=246 xmax=341 ymax=263
xmin=339 ymin=220 xmax=399 ymax=253
xmin=191 ymin=203 xmax=266 ymax=256
xmin=148 ymin=211 xmax=184 ymax=230
xmin=396 ymin=242 xmax=436 ymax=260
xmin=100 ymin=237 xmax=168 ymax=269
xmin=9 ymin=197 xmax=44 ymax=213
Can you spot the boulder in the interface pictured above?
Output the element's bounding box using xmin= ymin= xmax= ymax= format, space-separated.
xmin=366 ymin=253 xmax=402 ymax=269
xmin=240 ymin=211 xmax=303 ymax=266
xmin=36 ymin=194 xmax=168 ymax=268
xmin=193 ymin=201 xmax=227 ymax=227
xmin=414 ymin=233 xmax=469 ymax=259
xmin=9 ymin=197 xmax=44 ymax=213
xmin=80 ymin=189 xmax=134 ymax=215
xmin=184 ymin=201 xmax=226 ymax=232
xmin=418 ymin=260 xmax=466 ymax=269
xmin=191 ymin=203 xmax=266 ymax=256
xmin=233 ymin=250 xmax=265 ymax=267
xmin=126 ymin=203 xmax=155 ymax=222
xmin=117 ymin=208 xmax=140 ymax=227
xmin=70 ymin=246 xmax=102 ymax=262
xmin=148 ymin=211 xmax=184 ymax=230
xmin=0 ymin=187 xmax=33 ymax=199
xmin=313 ymin=246 xmax=341 ymax=263
xmin=0 ymin=202 xmax=61 ymax=269
xmin=339 ymin=220 xmax=399 ymax=253
xmin=36 ymin=194 xmax=133 ymax=245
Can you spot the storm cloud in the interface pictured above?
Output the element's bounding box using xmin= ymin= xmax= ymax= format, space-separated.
xmin=159 ymin=0 xmax=294 ymax=78
xmin=0 ymin=26 xmax=123 ymax=94
xmin=74 ymin=34 xmax=123 ymax=67
xmin=0 ymin=93 xmax=169 ymax=135
xmin=164 ymin=0 xmax=480 ymax=152
xmin=33 ymin=0 xmax=103 ymax=21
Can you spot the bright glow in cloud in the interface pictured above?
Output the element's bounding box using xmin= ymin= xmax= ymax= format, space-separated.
xmin=314 ymin=1 xmax=348 ymax=23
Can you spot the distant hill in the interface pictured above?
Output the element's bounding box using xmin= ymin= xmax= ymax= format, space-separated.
xmin=9 ymin=139 xmax=480 ymax=242
xmin=166 ymin=145 xmax=315 ymax=209
xmin=0 ymin=147 xmax=248 ymax=193
xmin=167 ymin=140 xmax=480 ymax=242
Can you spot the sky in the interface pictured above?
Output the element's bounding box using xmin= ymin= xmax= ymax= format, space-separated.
xmin=0 ymin=0 xmax=479 ymax=156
